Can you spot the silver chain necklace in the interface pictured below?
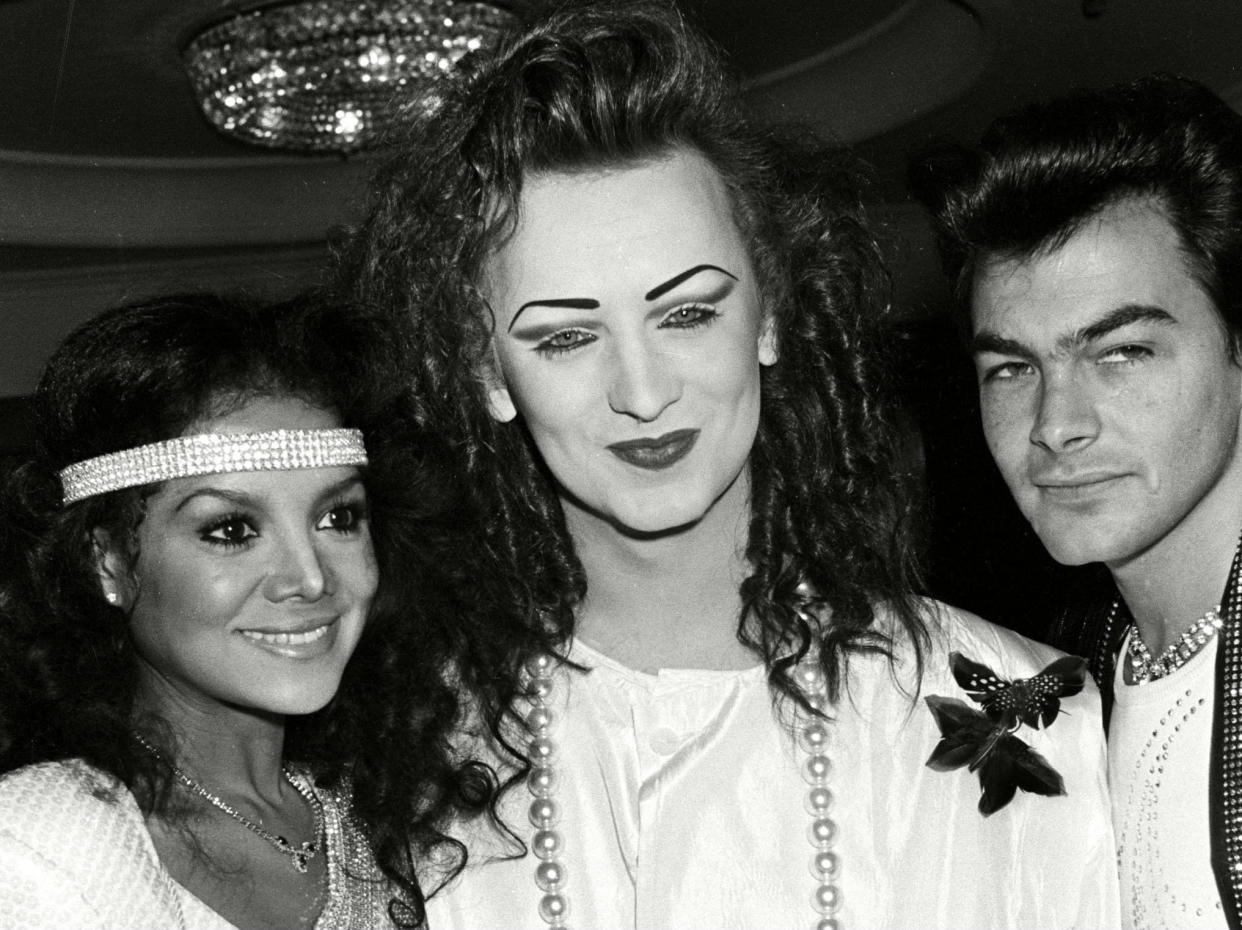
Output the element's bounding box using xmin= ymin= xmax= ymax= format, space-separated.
xmin=133 ymin=732 xmax=324 ymax=873
xmin=521 ymin=651 xmax=843 ymax=930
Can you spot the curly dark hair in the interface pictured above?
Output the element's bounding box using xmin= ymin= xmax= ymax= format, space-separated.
xmin=909 ymin=72 xmax=1242 ymax=357
xmin=0 ymin=292 xmax=487 ymax=926
xmin=336 ymin=0 xmax=926 ymax=840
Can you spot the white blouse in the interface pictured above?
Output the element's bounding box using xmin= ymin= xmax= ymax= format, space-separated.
xmin=427 ymin=602 xmax=1120 ymax=930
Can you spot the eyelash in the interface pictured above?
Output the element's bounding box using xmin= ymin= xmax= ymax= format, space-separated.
xmin=532 ymin=302 xmax=720 ymax=357
xmin=1098 ymin=344 xmax=1152 ymax=365
xmin=318 ymin=499 xmax=369 ymax=535
xmin=535 ymin=329 xmax=595 ymax=357
xmin=198 ymin=498 xmax=368 ymax=549
xmin=981 ymin=361 xmax=1034 ymax=383
xmin=661 ymin=302 xmax=719 ymax=330
xmin=200 ymin=512 xmax=258 ymax=549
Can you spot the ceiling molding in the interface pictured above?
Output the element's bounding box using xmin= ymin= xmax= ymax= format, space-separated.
xmin=743 ymin=0 xmax=1009 ymax=143
xmin=0 ymin=150 xmax=372 ymax=248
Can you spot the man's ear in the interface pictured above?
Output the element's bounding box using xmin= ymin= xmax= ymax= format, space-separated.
xmin=758 ymin=313 xmax=778 ymax=367
xmin=91 ymin=529 xmax=132 ymax=609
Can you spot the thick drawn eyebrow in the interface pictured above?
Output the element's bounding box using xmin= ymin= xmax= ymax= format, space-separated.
xmin=509 ymin=297 xmax=600 ymax=332
xmin=972 ymin=303 xmax=1177 ymax=359
xmin=643 ymin=264 xmax=737 ymax=302
xmin=507 ymin=265 xmax=738 ymax=332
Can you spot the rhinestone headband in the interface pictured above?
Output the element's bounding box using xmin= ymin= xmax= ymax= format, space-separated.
xmin=59 ymin=429 xmax=368 ymax=505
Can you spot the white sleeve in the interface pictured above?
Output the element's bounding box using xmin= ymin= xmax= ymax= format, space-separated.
xmin=0 ymin=831 xmax=110 ymax=930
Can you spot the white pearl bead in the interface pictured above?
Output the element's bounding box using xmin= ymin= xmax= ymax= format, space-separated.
xmin=810 ymin=850 xmax=841 ymax=881
xmin=538 ymin=892 xmax=569 ymax=924
xmin=529 ymin=677 xmax=554 ymax=700
xmin=812 ymin=882 xmax=843 ymax=915
xmin=528 ymin=766 xmax=556 ymax=798
xmin=535 ymin=859 xmax=566 ymax=891
xmin=527 ymin=705 xmax=553 ymax=731
xmin=806 ymin=786 xmax=833 ymax=815
xmin=803 ymin=754 xmax=832 ymax=785
xmin=526 ymin=653 xmax=554 ymax=677
xmin=817 ymin=919 xmax=842 ymax=930
xmin=529 ymin=797 xmax=559 ymax=828
xmin=797 ymin=665 xmax=825 ymax=689
xmin=808 ymin=817 xmax=838 ymax=849
xmin=532 ymin=829 xmax=561 ymax=860
xmin=804 ymin=692 xmax=829 ymax=713
xmin=798 ymin=722 xmax=830 ymax=754
xmin=529 ymin=737 xmax=556 ymax=763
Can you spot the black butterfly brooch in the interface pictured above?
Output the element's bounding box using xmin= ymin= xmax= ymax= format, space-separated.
xmin=924 ymin=652 xmax=1088 ymax=815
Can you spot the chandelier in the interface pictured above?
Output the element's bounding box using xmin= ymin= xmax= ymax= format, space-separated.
xmin=183 ymin=0 xmax=517 ymax=154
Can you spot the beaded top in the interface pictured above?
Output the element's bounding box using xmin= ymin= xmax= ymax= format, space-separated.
xmin=0 ymin=758 xmax=412 ymax=929
xmin=58 ymin=428 xmax=368 ymax=504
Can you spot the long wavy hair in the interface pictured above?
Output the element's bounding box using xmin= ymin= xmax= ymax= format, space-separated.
xmin=337 ymin=0 xmax=926 ymax=834
xmin=0 ymin=293 xmax=487 ymax=925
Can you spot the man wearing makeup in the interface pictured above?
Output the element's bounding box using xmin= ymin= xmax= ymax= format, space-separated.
xmin=913 ymin=74 xmax=1242 ymax=929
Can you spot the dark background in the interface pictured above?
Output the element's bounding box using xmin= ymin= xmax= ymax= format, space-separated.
xmin=2 ymin=0 xmax=1235 ymax=637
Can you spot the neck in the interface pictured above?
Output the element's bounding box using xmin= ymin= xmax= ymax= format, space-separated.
xmin=1110 ymin=456 xmax=1242 ymax=656
xmin=565 ymin=468 xmax=757 ymax=672
xmin=135 ymin=665 xmax=288 ymax=801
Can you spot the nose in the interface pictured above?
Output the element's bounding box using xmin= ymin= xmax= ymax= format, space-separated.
xmin=264 ymin=531 xmax=331 ymax=602
xmin=606 ymin=335 xmax=681 ymax=422
xmin=1029 ymin=370 xmax=1099 ymax=453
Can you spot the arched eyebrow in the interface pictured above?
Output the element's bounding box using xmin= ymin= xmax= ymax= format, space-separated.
xmin=173 ymin=472 xmax=365 ymax=513
xmin=509 ymin=297 xmax=600 ymax=332
xmin=644 ymin=264 xmax=738 ymax=302
xmin=507 ymin=265 xmax=739 ymax=332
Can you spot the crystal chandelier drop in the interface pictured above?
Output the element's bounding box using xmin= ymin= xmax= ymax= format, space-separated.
xmin=183 ymin=0 xmax=517 ymax=153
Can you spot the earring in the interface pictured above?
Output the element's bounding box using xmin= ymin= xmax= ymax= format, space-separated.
xmin=105 ymin=590 xmax=119 ymax=606
xmin=487 ymin=386 xmax=518 ymax=423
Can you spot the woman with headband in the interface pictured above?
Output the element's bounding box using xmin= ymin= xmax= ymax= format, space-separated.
xmin=340 ymin=2 xmax=1119 ymax=927
xmin=0 ymin=294 xmax=481 ymax=928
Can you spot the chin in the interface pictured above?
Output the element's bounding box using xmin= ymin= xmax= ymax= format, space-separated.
xmin=251 ymin=678 xmax=345 ymax=717
xmin=1029 ymin=515 xmax=1134 ymax=567
xmin=609 ymin=490 xmax=717 ymax=537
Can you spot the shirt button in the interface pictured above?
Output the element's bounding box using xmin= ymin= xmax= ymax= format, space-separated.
xmin=649 ymin=727 xmax=683 ymax=755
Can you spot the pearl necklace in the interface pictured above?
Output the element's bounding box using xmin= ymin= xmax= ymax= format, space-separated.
xmin=134 ymin=732 xmax=324 ymax=873
xmin=521 ymin=652 xmax=843 ymax=930
xmin=1125 ymin=603 xmax=1224 ymax=684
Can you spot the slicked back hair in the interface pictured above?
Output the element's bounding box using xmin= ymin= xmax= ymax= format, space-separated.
xmin=910 ymin=72 xmax=1242 ymax=356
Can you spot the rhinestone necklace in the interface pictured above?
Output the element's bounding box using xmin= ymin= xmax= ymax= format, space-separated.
xmin=1125 ymin=603 xmax=1224 ymax=684
xmin=521 ymin=652 xmax=843 ymax=930
xmin=134 ymin=732 xmax=324 ymax=873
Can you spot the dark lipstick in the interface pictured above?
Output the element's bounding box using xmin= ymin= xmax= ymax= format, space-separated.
xmin=607 ymin=428 xmax=700 ymax=471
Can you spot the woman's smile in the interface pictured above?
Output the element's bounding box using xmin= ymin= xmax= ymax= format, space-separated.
xmin=237 ymin=616 xmax=340 ymax=658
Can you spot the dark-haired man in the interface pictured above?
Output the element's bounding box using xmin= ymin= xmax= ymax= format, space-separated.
xmin=914 ymin=74 xmax=1242 ymax=929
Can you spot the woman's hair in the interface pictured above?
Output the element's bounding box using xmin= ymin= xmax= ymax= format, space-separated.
xmin=337 ymin=0 xmax=924 ymax=833
xmin=0 ymin=292 xmax=486 ymax=925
